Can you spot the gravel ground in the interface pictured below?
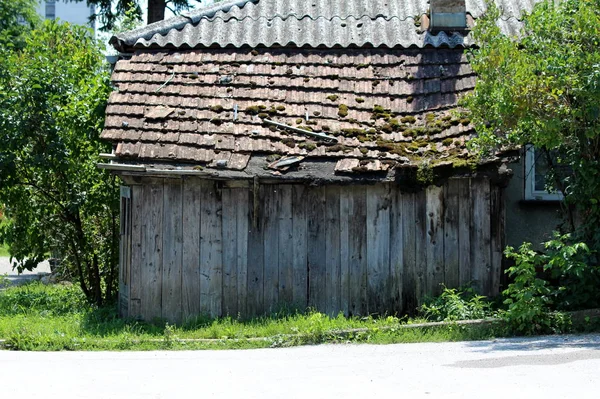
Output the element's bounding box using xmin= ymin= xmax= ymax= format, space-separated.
xmin=0 ymin=256 xmax=51 ymax=286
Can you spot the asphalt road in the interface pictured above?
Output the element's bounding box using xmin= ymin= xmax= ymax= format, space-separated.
xmin=1 ymin=334 xmax=599 ymax=398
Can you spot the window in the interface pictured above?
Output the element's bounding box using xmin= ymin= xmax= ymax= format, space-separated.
xmin=524 ymin=145 xmax=563 ymax=201
xmin=45 ymin=0 xmax=56 ymax=20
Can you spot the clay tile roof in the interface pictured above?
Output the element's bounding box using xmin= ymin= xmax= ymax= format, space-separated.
xmin=103 ymin=47 xmax=480 ymax=176
xmin=102 ymin=0 xmax=535 ymax=179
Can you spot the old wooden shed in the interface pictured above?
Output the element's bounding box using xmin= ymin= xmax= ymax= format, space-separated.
xmin=100 ymin=0 xmax=526 ymax=322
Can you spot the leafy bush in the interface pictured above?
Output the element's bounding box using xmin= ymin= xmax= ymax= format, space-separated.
xmin=420 ymin=286 xmax=495 ymax=322
xmin=502 ymin=234 xmax=594 ymax=334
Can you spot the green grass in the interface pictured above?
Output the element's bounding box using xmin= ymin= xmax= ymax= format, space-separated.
xmin=0 ymin=282 xmax=509 ymax=351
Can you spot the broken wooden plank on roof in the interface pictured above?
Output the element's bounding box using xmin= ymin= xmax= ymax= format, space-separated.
xmin=268 ymin=155 xmax=304 ymax=171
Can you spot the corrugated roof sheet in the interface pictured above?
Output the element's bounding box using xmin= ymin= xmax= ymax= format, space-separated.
xmin=111 ymin=0 xmax=540 ymax=52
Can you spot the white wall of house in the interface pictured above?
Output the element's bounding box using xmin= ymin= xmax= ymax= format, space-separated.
xmin=36 ymin=1 xmax=95 ymax=28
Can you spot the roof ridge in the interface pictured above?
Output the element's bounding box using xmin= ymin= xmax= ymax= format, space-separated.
xmin=201 ymin=14 xmax=425 ymax=23
xmin=110 ymin=0 xmax=259 ymax=52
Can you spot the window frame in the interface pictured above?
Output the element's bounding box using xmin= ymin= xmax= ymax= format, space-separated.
xmin=524 ymin=144 xmax=564 ymax=201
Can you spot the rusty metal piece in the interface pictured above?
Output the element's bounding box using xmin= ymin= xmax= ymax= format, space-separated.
xmin=263 ymin=119 xmax=337 ymax=144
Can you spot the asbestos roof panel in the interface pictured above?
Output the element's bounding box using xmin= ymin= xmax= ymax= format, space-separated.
xmin=111 ymin=0 xmax=541 ymax=51
xmin=134 ymin=16 xmax=472 ymax=50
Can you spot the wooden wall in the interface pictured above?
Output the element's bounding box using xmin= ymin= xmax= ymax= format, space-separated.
xmin=118 ymin=177 xmax=504 ymax=323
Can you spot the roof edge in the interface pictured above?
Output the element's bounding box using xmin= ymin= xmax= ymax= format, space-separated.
xmin=109 ymin=0 xmax=259 ymax=53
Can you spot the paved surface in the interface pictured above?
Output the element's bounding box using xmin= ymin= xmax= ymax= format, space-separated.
xmin=1 ymin=334 xmax=599 ymax=398
xmin=0 ymin=256 xmax=51 ymax=286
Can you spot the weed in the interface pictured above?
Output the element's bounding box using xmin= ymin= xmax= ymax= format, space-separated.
xmin=420 ymin=286 xmax=495 ymax=322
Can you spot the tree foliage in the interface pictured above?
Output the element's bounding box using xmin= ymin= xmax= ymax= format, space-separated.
xmin=466 ymin=0 xmax=600 ymax=252
xmin=0 ymin=21 xmax=118 ymax=305
xmin=0 ymin=0 xmax=40 ymax=50
xmin=81 ymin=0 xmax=203 ymax=30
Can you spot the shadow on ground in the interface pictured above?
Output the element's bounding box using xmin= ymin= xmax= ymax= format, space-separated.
xmin=464 ymin=334 xmax=600 ymax=353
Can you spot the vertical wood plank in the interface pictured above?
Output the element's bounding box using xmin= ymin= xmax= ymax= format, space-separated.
xmin=414 ymin=189 xmax=427 ymax=307
xmin=292 ymin=185 xmax=308 ymax=311
xmin=278 ymin=185 xmax=294 ymax=308
xmin=325 ymin=186 xmax=341 ymax=316
xmin=200 ymin=181 xmax=223 ymax=318
xmin=389 ymin=188 xmax=404 ymax=315
xmin=129 ymin=185 xmax=143 ymax=319
xmin=162 ymin=180 xmax=183 ymax=323
xmin=366 ymin=184 xmax=391 ymax=315
xmin=307 ymin=186 xmax=327 ymax=313
xmin=339 ymin=189 xmax=350 ymax=316
xmin=246 ymin=183 xmax=264 ymax=318
xmin=263 ymin=185 xmax=279 ymax=314
xmin=458 ymin=179 xmax=473 ymax=287
xmin=348 ymin=186 xmax=367 ymax=316
xmin=401 ymin=191 xmax=418 ymax=315
xmin=425 ymin=185 xmax=445 ymax=297
xmin=444 ymin=179 xmax=460 ymax=289
xmin=182 ymin=180 xmax=201 ymax=319
xmin=140 ymin=182 xmax=163 ymax=322
xmin=235 ymin=188 xmax=249 ymax=317
xmin=221 ymin=188 xmax=238 ymax=316
xmin=471 ymin=178 xmax=492 ymax=295
xmin=490 ymin=184 xmax=504 ymax=296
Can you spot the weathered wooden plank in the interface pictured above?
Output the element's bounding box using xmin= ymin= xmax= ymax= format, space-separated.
xmin=162 ymin=180 xmax=183 ymax=323
xmin=401 ymin=191 xmax=418 ymax=315
xmin=263 ymin=185 xmax=279 ymax=314
xmin=366 ymin=184 xmax=391 ymax=315
xmin=339 ymin=189 xmax=350 ymax=316
xmin=278 ymin=185 xmax=294 ymax=307
xmin=389 ymin=188 xmax=404 ymax=315
xmin=348 ymin=186 xmax=368 ymax=316
xmin=490 ymin=184 xmax=504 ymax=296
xmin=119 ymin=186 xmax=131 ymax=318
xmin=129 ymin=185 xmax=143 ymax=319
xmin=458 ymin=178 xmax=473 ymax=287
xmin=291 ymin=185 xmax=308 ymax=310
xmin=325 ymin=185 xmax=341 ymax=316
xmin=221 ymin=188 xmax=238 ymax=316
xmin=471 ymin=178 xmax=492 ymax=295
xmin=182 ymin=180 xmax=201 ymax=319
xmin=200 ymin=181 xmax=223 ymax=317
xmin=444 ymin=179 xmax=460 ymax=289
xmin=414 ymin=189 xmax=427 ymax=307
xmin=235 ymin=188 xmax=249 ymax=316
xmin=246 ymin=183 xmax=264 ymax=318
xmin=307 ymin=186 xmax=327 ymax=312
xmin=140 ymin=182 xmax=163 ymax=321
xmin=425 ymin=185 xmax=445 ymax=297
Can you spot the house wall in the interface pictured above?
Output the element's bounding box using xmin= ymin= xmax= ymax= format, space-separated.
xmin=119 ymin=176 xmax=504 ymax=323
xmin=504 ymin=157 xmax=563 ymax=251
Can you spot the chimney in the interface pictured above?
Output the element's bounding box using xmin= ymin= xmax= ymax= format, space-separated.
xmin=429 ymin=0 xmax=467 ymax=31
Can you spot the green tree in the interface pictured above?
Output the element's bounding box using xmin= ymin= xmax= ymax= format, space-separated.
xmin=80 ymin=0 xmax=204 ymax=30
xmin=0 ymin=21 xmax=118 ymax=305
xmin=466 ymin=0 xmax=600 ymax=252
xmin=0 ymin=0 xmax=40 ymax=50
